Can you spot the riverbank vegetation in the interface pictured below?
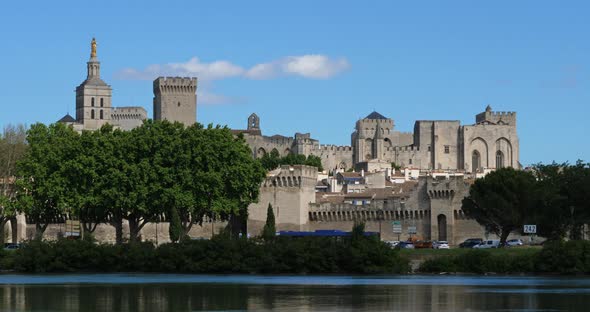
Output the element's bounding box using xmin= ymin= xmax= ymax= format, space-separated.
xmin=0 ymin=228 xmax=409 ymax=274
xmin=418 ymin=240 xmax=590 ymax=274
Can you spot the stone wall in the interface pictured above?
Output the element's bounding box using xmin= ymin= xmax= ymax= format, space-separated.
xmin=247 ymin=165 xmax=318 ymax=229
xmin=111 ymin=106 xmax=147 ymax=131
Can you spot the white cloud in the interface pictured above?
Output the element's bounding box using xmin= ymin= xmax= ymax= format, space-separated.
xmin=115 ymin=55 xmax=349 ymax=81
xmin=115 ymin=55 xmax=349 ymax=105
xmin=245 ymin=62 xmax=278 ymax=79
xmin=282 ymin=55 xmax=350 ymax=79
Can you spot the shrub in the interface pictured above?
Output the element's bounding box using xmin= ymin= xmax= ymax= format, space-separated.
xmin=9 ymin=234 xmax=410 ymax=274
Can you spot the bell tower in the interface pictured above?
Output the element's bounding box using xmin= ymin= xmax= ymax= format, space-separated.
xmin=247 ymin=113 xmax=260 ymax=131
xmin=75 ymin=38 xmax=112 ymax=130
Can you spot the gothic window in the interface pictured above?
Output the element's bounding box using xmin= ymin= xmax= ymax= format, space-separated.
xmin=100 ymin=109 xmax=104 ymax=120
xmin=409 ymin=159 xmax=412 ymax=165
xmin=91 ymin=109 xmax=95 ymax=119
xmin=178 ymin=102 xmax=181 ymax=107
xmin=472 ymin=150 xmax=481 ymax=173
xmin=100 ymin=98 xmax=104 ymax=107
xmin=428 ymin=145 xmax=431 ymax=152
xmin=496 ymin=151 xmax=504 ymax=168
xmin=444 ymin=145 xmax=450 ymax=154
xmin=91 ymin=98 xmax=95 ymax=107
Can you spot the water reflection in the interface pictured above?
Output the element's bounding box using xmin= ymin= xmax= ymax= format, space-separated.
xmin=0 ymin=276 xmax=588 ymax=311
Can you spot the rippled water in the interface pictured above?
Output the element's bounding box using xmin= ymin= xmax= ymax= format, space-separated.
xmin=0 ymin=274 xmax=588 ymax=311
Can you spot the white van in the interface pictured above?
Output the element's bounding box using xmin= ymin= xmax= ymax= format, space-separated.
xmin=474 ymin=239 xmax=500 ymax=249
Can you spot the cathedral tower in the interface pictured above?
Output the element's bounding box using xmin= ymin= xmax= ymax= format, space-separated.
xmin=75 ymin=38 xmax=112 ymax=130
xmin=153 ymin=77 xmax=198 ymax=126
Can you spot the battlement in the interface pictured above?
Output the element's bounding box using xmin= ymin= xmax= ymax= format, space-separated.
xmin=153 ymin=77 xmax=197 ymax=94
xmin=425 ymin=176 xmax=469 ymax=199
xmin=320 ymin=145 xmax=353 ymax=152
xmin=112 ymin=106 xmax=147 ymax=121
xmin=262 ymin=165 xmax=318 ymax=188
xmin=475 ymin=106 xmax=517 ymax=126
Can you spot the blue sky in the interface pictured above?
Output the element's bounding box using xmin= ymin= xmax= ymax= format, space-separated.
xmin=0 ymin=1 xmax=588 ymax=165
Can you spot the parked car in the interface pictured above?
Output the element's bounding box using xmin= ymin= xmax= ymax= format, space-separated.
xmin=3 ymin=243 xmax=20 ymax=251
xmin=396 ymin=241 xmax=415 ymax=249
xmin=506 ymin=239 xmax=524 ymax=247
xmin=433 ymin=241 xmax=450 ymax=249
xmin=414 ymin=240 xmax=433 ymax=249
xmin=385 ymin=240 xmax=400 ymax=248
xmin=474 ymin=239 xmax=500 ymax=249
xmin=459 ymin=238 xmax=483 ymax=248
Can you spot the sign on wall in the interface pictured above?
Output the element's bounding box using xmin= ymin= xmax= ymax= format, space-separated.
xmin=523 ymin=224 xmax=537 ymax=234
xmin=408 ymin=226 xmax=417 ymax=234
xmin=392 ymin=221 xmax=402 ymax=234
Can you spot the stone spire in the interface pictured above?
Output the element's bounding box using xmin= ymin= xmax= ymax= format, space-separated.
xmin=87 ymin=38 xmax=101 ymax=79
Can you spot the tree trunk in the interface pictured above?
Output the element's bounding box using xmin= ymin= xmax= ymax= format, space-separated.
xmin=35 ymin=223 xmax=48 ymax=241
xmin=227 ymin=214 xmax=245 ymax=239
xmin=83 ymin=222 xmax=99 ymax=233
xmin=499 ymin=228 xmax=511 ymax=245
xmin=0 ymin=218 xmax=6 ymax=245
xmin=110 ymin=216 xmax=123 ymax=245
xmin=128 ymin=217 xmax=147 ymax=243
xmin=180 ymin=220 xmax=193 ymax=240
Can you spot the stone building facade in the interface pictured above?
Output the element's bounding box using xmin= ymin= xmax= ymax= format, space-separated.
xmin=236 ymin=107 xmax=519 ymax=174
xmin=31 ymin=38 xmax=522 ymax=245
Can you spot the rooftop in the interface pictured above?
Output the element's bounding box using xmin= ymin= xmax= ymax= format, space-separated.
xmin=365 ymin=111 xmax=388 ymax=120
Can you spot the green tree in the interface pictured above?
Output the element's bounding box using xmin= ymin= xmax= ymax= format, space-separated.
xmin=168 ymin=206 xmax=182 ymax=243
xmin=532 ymin=163 xmax=570 ymax=240
xmin=560 ymin=161 xmax=590 ymax=239
xmin=305 ymin=155 xmax=323 ymax=172
xmin=262 ymin=203 xmax=276 ymax=240
xmin=532 ymin=161 xmax=590 ymax=240
xmin=260 ymin=149 xmax=281 ymax=171
xmin=0 ymin=124 xmax=27 ymax=244
xmin=260 ymin=151 xmax=324 ymax=172
xmin=17 ymin=123 xmax=80 ymax=240
xmin=462 ymin=167 xmax=536 ymax=243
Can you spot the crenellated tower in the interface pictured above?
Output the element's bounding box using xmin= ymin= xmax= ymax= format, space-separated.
xmin=153 ymin=77 xmax=198 ymax=126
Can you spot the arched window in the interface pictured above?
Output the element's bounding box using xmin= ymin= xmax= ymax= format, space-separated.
xmin=100 ymin=98 xmax=104 ymax=107
xmin=91 ymin=109 xmax=95 ymax=119
xmin=472 ymin=150 xmax=481 ymax=173
xmin=100 ymin=109 xmax=104 ymax=120
xmin=496 ymin=151 xmax=504 ymax=169
xmin=91 ymin=98 xmax=95 ymax=107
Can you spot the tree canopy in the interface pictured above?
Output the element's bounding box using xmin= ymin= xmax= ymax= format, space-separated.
xmin=260 ymin=150 xmax=323 ymax=171
xmin=15 ymin=120 xmax=266 ymax=243
xmin=462 ymin=167 xmax=537 ymax=243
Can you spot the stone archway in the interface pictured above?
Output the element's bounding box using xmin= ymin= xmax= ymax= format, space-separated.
xmin=437 ymin=214 xmax=447 ymax=241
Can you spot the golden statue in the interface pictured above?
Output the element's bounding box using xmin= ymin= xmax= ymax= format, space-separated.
xmin=91 ymin=38 xmax=97 ymax=58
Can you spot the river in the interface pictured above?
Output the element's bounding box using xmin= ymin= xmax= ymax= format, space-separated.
xmin=0 ymin=274 xmax=588 ymax=311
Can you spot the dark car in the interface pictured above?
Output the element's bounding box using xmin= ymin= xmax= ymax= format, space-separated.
xmin=3 ymin=243 xmax=21 ymax=251
xmin=459 ymin=238 xmax=483 ymax=248
xmin=396 ymin=241 xmax=415 ymax=249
